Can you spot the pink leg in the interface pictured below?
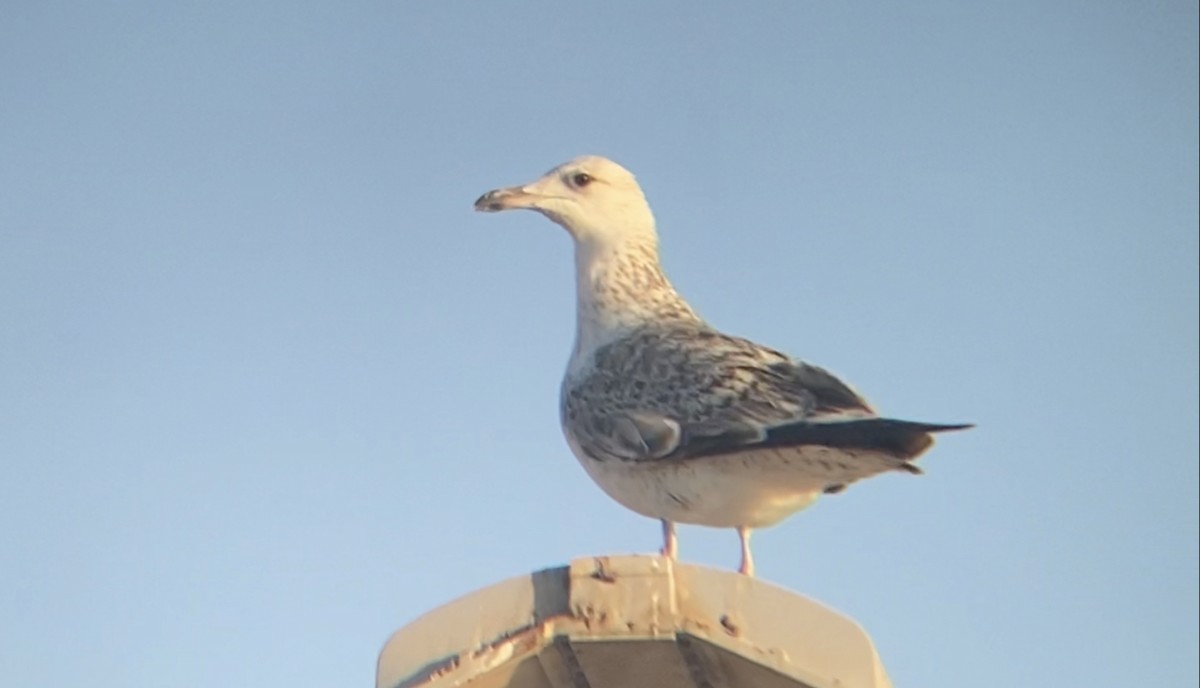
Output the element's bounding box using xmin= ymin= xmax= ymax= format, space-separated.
xmin=660 ymin=520 xmax=678 ymax=559
xmin=737 ymin=526 xmax=755 ymax=577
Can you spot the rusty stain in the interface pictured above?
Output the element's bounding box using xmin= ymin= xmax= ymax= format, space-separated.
xmin=467 ymin=624 xmax=543 ymax=660
xmin=404 ymin=617 xmax=571 ymax=686
xmin=591 ymin=557 xmax=617 ymax=583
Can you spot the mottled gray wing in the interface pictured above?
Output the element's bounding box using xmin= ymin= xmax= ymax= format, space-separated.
xmin=561 ymin=324 xmax=876 ymax=462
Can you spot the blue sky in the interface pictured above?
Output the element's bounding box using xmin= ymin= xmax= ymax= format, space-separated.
xmin=1 ymin=2 xmax=1196 ymax=686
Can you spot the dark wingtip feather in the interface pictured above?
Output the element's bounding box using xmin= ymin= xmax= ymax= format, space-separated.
xmin=925 ymin=422 xmax=975 ymax=433
xmin=761 ymin=417 xmax=972 ymax=460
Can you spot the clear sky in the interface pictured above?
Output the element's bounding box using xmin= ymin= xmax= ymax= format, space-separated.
xmin=1 ymin=2 xmax=1196 ymax=687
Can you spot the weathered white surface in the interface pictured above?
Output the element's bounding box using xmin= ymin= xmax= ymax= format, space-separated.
xmin=377 ymin=555 xmax=892 ymax=688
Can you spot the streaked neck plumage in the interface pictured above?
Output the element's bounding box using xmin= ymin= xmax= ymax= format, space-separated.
xmin=570 ymin=235 xmax=700 ymax=368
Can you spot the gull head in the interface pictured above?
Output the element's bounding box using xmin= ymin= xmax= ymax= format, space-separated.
xmin=474 ymin=156 xmax=657 ymax=247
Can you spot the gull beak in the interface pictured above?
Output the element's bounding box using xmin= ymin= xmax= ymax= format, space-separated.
xmin=474 ymin=185 xmax=541 ymax=213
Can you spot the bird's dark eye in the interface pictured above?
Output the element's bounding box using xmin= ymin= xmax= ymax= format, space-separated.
xmin=571 ymin=173 xmax=593 ymax=188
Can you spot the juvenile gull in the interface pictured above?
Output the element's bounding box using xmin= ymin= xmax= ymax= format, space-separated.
xmin=474 ymin=156 xmax=971 ymax=577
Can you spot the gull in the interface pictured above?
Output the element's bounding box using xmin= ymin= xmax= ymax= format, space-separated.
xmin=474 ymin=156 xmax=971 ymax=577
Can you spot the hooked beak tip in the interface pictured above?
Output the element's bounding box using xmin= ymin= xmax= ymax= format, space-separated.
xmin=473 ymin=190 xmax=502 ymax=212
xmin=474 ymin=187 xmax=536 ymax=213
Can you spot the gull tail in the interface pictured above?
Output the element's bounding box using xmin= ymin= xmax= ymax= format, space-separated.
xmin=763 ymin=418 xmax=973 ymax=472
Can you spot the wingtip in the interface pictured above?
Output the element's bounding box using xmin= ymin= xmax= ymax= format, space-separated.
xmin=929 ymin=422 xmax=975 ymax=433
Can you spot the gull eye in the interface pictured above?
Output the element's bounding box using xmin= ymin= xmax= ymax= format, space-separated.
xmin=571 ymin=172 xmax=593 ymax=188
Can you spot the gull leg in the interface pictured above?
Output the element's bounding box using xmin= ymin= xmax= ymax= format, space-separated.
xmin=737 ymin=526 xmax=755 ymax=577
xmin=659 ymin=519 xmax=677 ymax=560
